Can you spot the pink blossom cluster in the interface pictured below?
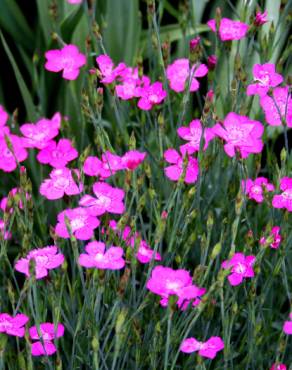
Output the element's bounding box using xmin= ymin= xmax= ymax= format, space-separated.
xmin=96 ymin=55 xmax=167 ymax=110
xmin=107 ymin=220 xmax=161 ymax=264
xmin=146 ymin=266 xmax=206 ymax=310
xmin=260 ymin=226 xmax=282 ymax=249
xmin=272 ymin=177 xmax=292 ymax=212
xmin=242 ymin=177 xmax=275 ymax=203
xmin=180 ymin=336 xmax=224 ymax=359
xmin=79 ymin=241 xmax=125 ymax=270
xmin=221 ymin=252 xmax=256 ymax=286
xmin=83 ymin=150 xmax=146 ymax=178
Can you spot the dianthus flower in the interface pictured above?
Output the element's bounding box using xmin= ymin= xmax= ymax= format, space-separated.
xmin=0 ymin=105 xmax=8 ymax=127
xmin=260 ymin=226 xmax=281 ymax=249
xmin=137 ymin=82 xmax=167 ymax=111
xmin=247 ymin=63 xmax=283 ymax=97
xmin=108 ymin=220 xmax=161 ymax=264
xmin=55 ymin=207 xmax=100 ymax=240
xmin=79 ymin=182 xmax=125 ymax=216
xmin=15 ymin=246 xmax=64 ymax=279
xmin=37 ymin=139 xmax=78 ymax=168
xmin=0 ymin=134 xmax=28 ymax=172
xmin=260 ymin=87 xmax=292 ymax=127
xmin=146 ymin=266 xmax=206 ymax=310
xmin=272 ymin=177 xmax=292 ymax=212
xmin=242 ymin=177 xmax=275 ymax=203
xmin=221 ymin=252 xmax=256 ymax=286
xmin=166 ymin=59 xmax=208 ymax=93
xmin=20 ymin=113 xmax=61 ymax=149
xmin=45 ymin=45 xmax=86 ymax=80
xmin=212 ymin=112 xmax=264 ymax=158
xmin=96 ymin=55 xmax=127 ymax=84
xmin=164 ymin=148 xmax=199 ymax=184
xmin=283 ymin=313 xmax=292 ymax=335
xmin=29 ymin=322 xmax=64 ymax=356
xmin=79 ymin=241 xmax=125 ymax=270
xmin=254 ymin=10 xmax=268 ymax=26
xmin=121 ymin=150 xmax=146 ymax=170
xmin=0 ymin=313 xmax=29 ymax=337
xmin=177 ymin=119 xmax=215 ymax=154
xmin=270 ymin=364 xmax=287 ymax=370
xmin=180 ymin=336 xmax=224 ymax=359
xmin=207 ymin=18 xmax=249 ymax=41
xmin=40 ymin=168 xmax=83 ymax=200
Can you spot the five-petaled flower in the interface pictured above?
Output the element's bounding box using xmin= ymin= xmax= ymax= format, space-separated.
xmin=164 ymin=148 xmax=199 ymax=184
xmin=137 ymin=82 xmax=167 ymax=111
xmin=29 ymin=322 xmax=64 ymax=356
xmin=272 ymin=177 xmax=292 ymax=212
xmin=45 ymin=44 xmax=86 ymax=80
xmin=79 ymin=241 xmax=125 ymax=270
xmin=212 ymin=112 xmax=264 ymax=158
xmin=247 ymin=63 xmax=283 ymax=97
xmin=0 ymin=313 xmax=29 ymax=337
xmin=0 ymin=134 xmax=28 ymax=172
xmin=242 ymin=177 xmax=275 ymax=203
xmin=207 ymin=18 xmax=249 ymax=41
xmin=221 ymin=252 xmax=256 ymax=286
xmin=37 ymin=139 xmax=78 ymax=168
xmin=15 ymin=246 xmax=64 ymax=279
xmin=180 ymin=336 xmax=224 ymax=359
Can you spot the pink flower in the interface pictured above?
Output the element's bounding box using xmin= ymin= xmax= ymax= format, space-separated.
xmin=166 ymin=59 xmax=208 ymax=93
xmin=255 ymin=10 xmax=268 ymax=26
xmin=270 ymin=364 xmax=287 ymax=370
xmin=107 ymin=220 xmax=161 ymax=264
xmin=45 ymin=44 xmax=86 ymax=80
xmin=0 ymin=219 xmax=11 ymax=240
xmin=180 ymin=336 xmax=224 ymax=359
xmin=207 ymin=18 xmax=249 ymax=41
xmin=247 ymin=63 xmax=283 ymax=97
xmin=0 ymin=134 xmax=28 ymax=172
xmin=29 ymin=322 xmax=64 ymax=356
xmin=221 ymin=252 xmax=256 ymax=286
xmin=37 ymin=139 xmax=78 ymax=168
xmin=40 ymin=168 xmax=83 ymax=200
xmin=212 ymin=112 xmax=264 ymax=158
xmin=146 ymin=266 xmax=206 ymax=309
xmin=260 ymin=87 xmax=292 ymax=127
xmin=177 ymin=119 xmax=215 ymax=154
xmin=96 ymin=55 xmax=127 ymax=84
xmin=121 ymin=150 xmax=146 ymax=170
xmin=283 ymin=313 xmax=292 ymax=335
xmin=55 ymin=207 xmax=100 ymax=240
xmin=79 ymin=241 xmax=125 ymax=270
xmin=15 ymin=246 xmax=64 ymax=279
xmin=0 ymin=313 xmax=29 ymax=337
xmin=260 ymin=226 xmax=282 ymax=249
xmin=242 ymin=177 xmax=275 ymax=203
xmin=164 ymin=148 xmax=199 ymax=184
xmin=137 ymin=82 xmax=167 ymax=111
xmin=272 ymin=177 xmax=292 ymax=212
xmin=0 ymin=105 xmax=8 ymax=127
xmin=20 ymin=112 xmax=61 ymax=149
xmin=79 ymin=182 xmax=125 ymax=216
xmin=67 ymin=0 xmax=82 ymax=4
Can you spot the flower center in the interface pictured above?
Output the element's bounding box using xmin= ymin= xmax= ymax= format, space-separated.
xmin=251 ymin=185 xmax=262 ymax=194
xmin=282 ymin=189 xmax=292 ymax=200
xmin=54 ymin=177 xmax=70 ymax=189
xmin=234 ymin=262 xmax=247 ymax=274
xmin=70 ymin=217 xmax=85 ymax=231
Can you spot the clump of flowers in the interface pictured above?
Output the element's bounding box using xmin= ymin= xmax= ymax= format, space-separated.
xmin=146 ymin=266 xmax=206 ymax=310
xmin=164 ymin=148 xmax=199 ymax=184
xmin=221 ymin=252 xmax=256 ymax=286
xmin=272 ymin=177 xmax=292 ymax=212
xmin=20 ymin=113 xmax=61 ymax=149
xmin=246 ymin=63 xmax=283 ymax=97
xmin=166 ymin=59 xmax=208 ymax=93
xmin=37 ymin=139 xmax=78 ymax=168
xmin=283 ymin=313 xmax=292 ymax=335
xmin=55 ymin=207 xmax=100 ymax=240
xmin=45 ymin=45 xmax=86 ymax=80
xmin=40 ymin=168 xmax=83 ymax=200
xmin=212 ymin=112 xmax=264 ymax=158
xmin=207 ymin=17 xmax=249 ymax=41
xmin=177 ymin=119 xmax=214 ymax=154
xmin=79 ymin=241 xmax=125 ymax=270
xmin=260 ymin=87 xmax=292 ymax=127
xmin=242 ymin=177 xmax=275 ymax=203
xmin=14 ymin=246 xmax=64 ymax=279
xmin=0 ymin=313 xmax=29 ymax=337
xmin=180 ymin=336 xmax=224 ymax=359
xmin=29 ymin=322 xmax=64 ymax=356
xmin=260 ymin=226 xmax=281 ymax=249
